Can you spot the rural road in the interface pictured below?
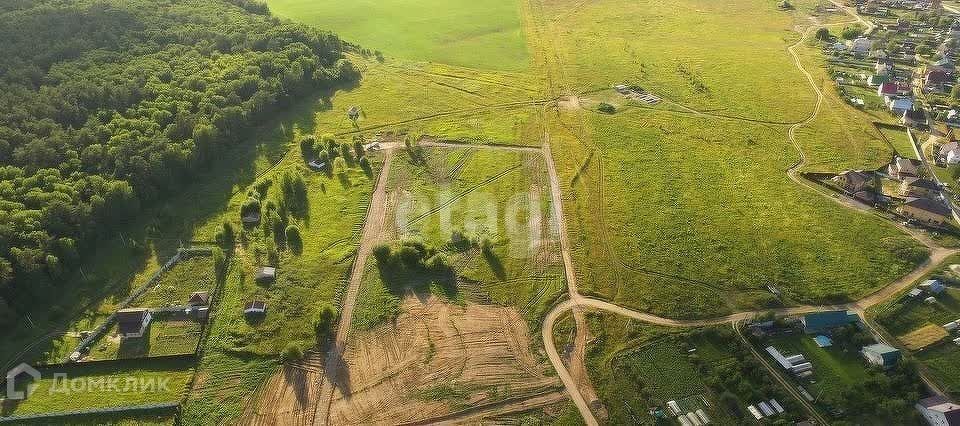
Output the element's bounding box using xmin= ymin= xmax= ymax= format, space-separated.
xmin=312 ymin=146 xmax=395 ymax=426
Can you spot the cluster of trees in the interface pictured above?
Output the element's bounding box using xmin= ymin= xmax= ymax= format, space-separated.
xmin=300 ymin=133 xmax=371 ymax=175
xmin=0 ymin=0 xmax=360 ymax=320
xmin=239 ymin=170 xmax=308 ymax=261
xmin=372 ymin=238 xmax=453 ymax=275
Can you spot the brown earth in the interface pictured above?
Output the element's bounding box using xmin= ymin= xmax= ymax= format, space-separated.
xmin=324 ymin=295 xmax=561 ymax=425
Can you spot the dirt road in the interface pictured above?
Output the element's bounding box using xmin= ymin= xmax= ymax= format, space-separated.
xmin=312 ymin=147 xmax=395 ymax=426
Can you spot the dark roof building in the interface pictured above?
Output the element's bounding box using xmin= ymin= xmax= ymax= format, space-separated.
xmin=916 ymin=395 xmax=960 ymax=426
xmin=800 ymin=310 xmax=858 ymax=334
xmin=189 ymin=291 xmax=210 ymax=306
xmin=116 ymin=308 xmax=152 ymax=338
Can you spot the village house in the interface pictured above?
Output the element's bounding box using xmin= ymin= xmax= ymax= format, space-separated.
xmin=255 ymin=266 xmax=277 ymax=283
xmin=888 ymin=97 xmax=914 ymax=114
xmin=244 ymin=300 xmax=267 ymax=316
xmin=925 ymin=69 xmax=953 ymax=92
xmin=900 ymin=177 xmax=940 ymax=198
xmin=861 ymin=343 xmax=902 ymax=368
xmin=116 ymin=308 xmax=152 ymax=339
xmin=900 ymin=197 xmax=953 ymax=227
xmin=920 ymin=278 xmax=947 ymax=294
xmin=916 ymin=395 xmax=960 ymax=426
xmin=889 ymin=156 xmax=921 ymax=179
xmin=931 ymin=57 xmax=956 ymax=75
xmin=876 ymin=59 xmax=894 ymax=76
xmin=189 ymin=291 xmax=210 ymax=306
xmin=941 ymin=140 xmax=960 ymax=163
xmin=833 ymin=170 xmax=873 ymax=193
xmin=878 ymin=82 xmax=900 ymax=97
xmin=903 ymin=109 xmax=929 ymax=128
xmin=850 ymin=37 xmax=873 ymax=56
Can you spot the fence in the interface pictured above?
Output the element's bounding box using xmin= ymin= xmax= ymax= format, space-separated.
xmin=64 ymin=247 xmax=214 ymax=363
xmin=0 ymin=402 xmax=179 ymax=423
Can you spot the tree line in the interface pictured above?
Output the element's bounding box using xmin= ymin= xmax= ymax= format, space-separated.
xmin=0 ymin=0 xmax=361 ymax=324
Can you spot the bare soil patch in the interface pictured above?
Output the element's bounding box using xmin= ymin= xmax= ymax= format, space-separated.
xmin=325 ymin=295 xmax=561 ymax=425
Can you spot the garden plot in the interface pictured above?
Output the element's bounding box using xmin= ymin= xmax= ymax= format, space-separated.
xmin=84 ymin=313 xmax=203 ymax=361
xmin=128 ymin=256 xmax=216 ymax=309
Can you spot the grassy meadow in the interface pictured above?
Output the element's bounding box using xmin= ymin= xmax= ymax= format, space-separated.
xmin=548 ymin=108 xmax=925 ymax=318
xmin=265 ymin=0 xmax=530 ymax=71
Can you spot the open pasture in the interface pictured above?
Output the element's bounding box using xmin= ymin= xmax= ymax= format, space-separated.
xmin=265 ymin=0 xmax=530 ymax=71
xmin=549 ymin=108 xmax=924 ymax=318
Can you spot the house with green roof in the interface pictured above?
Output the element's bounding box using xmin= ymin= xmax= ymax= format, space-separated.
xmin=800 ymin=310 xmax=859 ymax=334
xmin=861 ymin=343 xmax=901 ymax=368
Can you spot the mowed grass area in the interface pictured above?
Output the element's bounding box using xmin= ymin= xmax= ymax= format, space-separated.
xmin=529 ymin=0 xmax=817 ymax=122
xmin=549 ymin=108 xmax=926 ymax=318
xmin=767 ymin=332 xmax=870 ymax=405
xmin=1 ymin=358 xmax=193 ymax=417
xmin=265 ymin=0 xmax=529 ymax=71
xmin=352 ymin=146 xmax=565 ymax=330
xmin=878 ymin=126 xmax=917 ymax=160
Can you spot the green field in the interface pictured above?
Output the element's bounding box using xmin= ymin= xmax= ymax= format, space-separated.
xmin=550 ymin=109 xmax=925 ymax=318
xmin=878 ymin=126 xmax=918 ymax=160
xmin=352 ymin=145 xmax=565 ymax=330
xmin=1 ymin=358 xmax=193 ymax=417
xmin=265 ymin=0 xmax=530 ymax=71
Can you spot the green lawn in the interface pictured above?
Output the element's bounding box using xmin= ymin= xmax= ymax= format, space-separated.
xmin=265 ymin=0 xmax=530 ymax=71
xmin=878 ymin=126 xmax=918 ymax=160
xmin=1 ymin=358 xmax=193 ymax=417
xmin=551 ymin=109 xmax=925 ymax=318
xmin=918 ymin=343 xmax=960 ymax=396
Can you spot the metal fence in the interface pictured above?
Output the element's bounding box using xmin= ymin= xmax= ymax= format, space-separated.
xmin=64 ymin=247 xmax=214 ymax=363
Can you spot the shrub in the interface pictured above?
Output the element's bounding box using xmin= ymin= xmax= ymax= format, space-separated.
xmin=359 ymin=156 xmax=372 ymax=175
xmin=285 ymin=224 xmax=302 ymax=253
xmin=426 ymin=253 xmax=452 ymax=273
xmin=841 ymin=25 xmax=864 ymax=40
xmin=240 ymin=197 xmax=261 ymax=218
xmin=397 ymin=245 xmax=423 ymax=267
xmin=373 ymin=243 xmax=392 ymax=264
xmin=314 ymin=304 xmax=337 ymax=343
xmin=333 ymin=157 xmax=347 ymax=175
xmin=281 ymin=343 xmax=304 ymax=362
xmin=815 ymin=27 xmax=830 ymax=41
xmin=598 ymin=102 xmax=616 ymax=114
xmin=212 ymin=247 xmax=227 ymax=280
xmin=299 ymin=135 xmax=317 ymax=159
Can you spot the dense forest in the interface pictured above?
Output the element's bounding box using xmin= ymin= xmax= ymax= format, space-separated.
xmin=0 ymin=0 xmax=359 ymax=324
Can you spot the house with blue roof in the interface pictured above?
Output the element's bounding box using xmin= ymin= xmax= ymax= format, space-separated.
xmin=862 ymin=343 xmax=901 ymax=368
xmin=800 ymin=310 xmax=858 ymax=334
